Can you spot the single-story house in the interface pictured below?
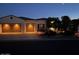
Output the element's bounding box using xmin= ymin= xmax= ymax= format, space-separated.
xmin=0 ymin=15 xmax=46 ymax=34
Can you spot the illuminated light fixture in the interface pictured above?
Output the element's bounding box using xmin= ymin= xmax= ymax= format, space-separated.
xmin=13 ymin=24 xmax=21 ymax=31
xmin=49 ymin=27 xmax=55 ymax=32
xmin=51 ymin=21 xmax=54 ymax=23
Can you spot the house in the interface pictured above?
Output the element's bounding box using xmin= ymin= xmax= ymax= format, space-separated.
xmin=0 ymin=15 xmax=46 ymax=34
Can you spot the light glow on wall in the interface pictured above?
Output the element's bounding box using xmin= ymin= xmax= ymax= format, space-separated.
xmin=29 ymin=24 xmax=33 ymax=28
xmin=2 ymin=24 xmax=11 ymax=32
xmin=13 ymin=24 xmax=21 ymax=32
xmin=26 ymin=24 xmax=34 ymax=32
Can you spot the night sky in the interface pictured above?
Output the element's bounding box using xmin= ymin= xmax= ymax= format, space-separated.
xmin=0 ymin=3 xmax=79 ymax=19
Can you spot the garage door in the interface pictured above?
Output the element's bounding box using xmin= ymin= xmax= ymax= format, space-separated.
xmin=26 ymin=23 xmax=35 ymax=32
xmin=2 ymin=24 xmax=11 ymax=32
xmin=13 ymin=24 xmax=21 ymax=32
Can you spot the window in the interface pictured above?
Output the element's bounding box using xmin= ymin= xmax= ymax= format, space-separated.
xmin=10 ymin=16 xmax=13 ymax=19
xmin=37 ymin=24 xmax=45 ymax=32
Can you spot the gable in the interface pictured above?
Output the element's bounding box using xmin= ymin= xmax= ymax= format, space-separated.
xmin=0 ymin=15 xmax=25 ymax=23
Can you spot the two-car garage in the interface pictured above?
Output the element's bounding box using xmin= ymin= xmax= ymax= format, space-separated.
xmin=0 ymin=15 xmax=25 ymax=33
xmin=2 ymin=24 xmax=21 ymax=32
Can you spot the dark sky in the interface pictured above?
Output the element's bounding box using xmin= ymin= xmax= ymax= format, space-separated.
xmin=0 ymin=3 xmax=79 ymax=19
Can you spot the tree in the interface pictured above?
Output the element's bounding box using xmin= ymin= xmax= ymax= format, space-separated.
xmin=47 ymin=17 xmax=61 ymax=29
xmin=61 ymin=16 xmax=71 ymax=33
xmin=46 ymin=17 xmax=61 ymax=35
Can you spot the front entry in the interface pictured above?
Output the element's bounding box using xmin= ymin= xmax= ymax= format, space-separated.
xmin=26 ymin=23 xmax=35 ymax=32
